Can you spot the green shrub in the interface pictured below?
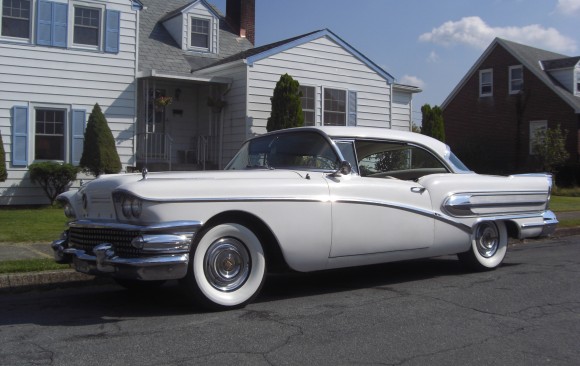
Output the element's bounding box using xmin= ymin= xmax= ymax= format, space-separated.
xmin=421 ymin=104 xmax=445 ymax=142
xmin=0 ymin=131 xmax=6 ymax=182
xmin=80 ymin=103 xmax=122 ymax=177
xmin=267 ymin=73 xmax=304 ymax=132
xmin=29 ymin=161 xmax=79 ymax=205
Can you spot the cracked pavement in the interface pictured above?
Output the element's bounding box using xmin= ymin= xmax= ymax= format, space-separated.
xmin=0 ymin=235 xmax=579 ymax=365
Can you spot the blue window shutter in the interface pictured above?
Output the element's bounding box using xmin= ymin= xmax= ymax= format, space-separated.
xmin=71 ymin=110 xmax=86 ymax=166
xmin=52 ymin=3 xmax=68 ymax=47
xmin=348 ymin=90 xmax=357 ymax=126
xmin=105 ymin=10 xmax=120 ymax=53
xmin=37 ymin=1 xmax=53 ymax=46
xmin=12 ymin=106 xmax=29 ymax=167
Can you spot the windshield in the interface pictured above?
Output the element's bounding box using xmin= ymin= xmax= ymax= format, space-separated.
xmin=226 ymin=131 xmax=340 ymax=171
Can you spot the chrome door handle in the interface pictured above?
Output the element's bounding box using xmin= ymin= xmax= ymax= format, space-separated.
xmin=411 ymin=187 xmax=426 ymax=194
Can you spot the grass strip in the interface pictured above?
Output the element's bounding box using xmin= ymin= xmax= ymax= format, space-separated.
xmin=0 ymin=206 xmax=67 ymax=243
xmin=0 ymin=258 xmax=70 ymax=274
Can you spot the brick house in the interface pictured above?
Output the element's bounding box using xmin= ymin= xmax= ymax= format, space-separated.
xmin=442 ymin=38 xmax=580 ymax=175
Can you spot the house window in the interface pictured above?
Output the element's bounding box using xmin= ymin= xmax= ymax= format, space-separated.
xmin=300 ymin=85 xmax=315 ymax=126
xmin=73 ymin=5 xmax=100 ymax=47
xmin=324 ymin=88 xmax=346 ymax=126
xmin=479 ymin=69 xmax=493 ymax=97
xmin=576 ymin=70 xmax=580 ymax=94
xmin=509 ymin=65 xmax=523 ymax=94
xmin=35 ymin=108 xmax=65 ymax=160
xmin=529 ymin=120 xmax=547 ymax=155
xmin=1 ymin=0 xmax=31 ymax=39
xmin=190 ymin=17 xmax=209 ymax=49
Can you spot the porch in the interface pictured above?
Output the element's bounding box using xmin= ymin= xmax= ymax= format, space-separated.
xmin=135 ymin=76 xmax=229 ymax=172
xmin=135 ymin=133 xmax=219 ymax=171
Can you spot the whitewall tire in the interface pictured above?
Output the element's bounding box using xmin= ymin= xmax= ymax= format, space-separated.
xmin=458 ymin=221 xmax=508 ymax=270
xmin=183 ymin=223 xmax=266 ymax=310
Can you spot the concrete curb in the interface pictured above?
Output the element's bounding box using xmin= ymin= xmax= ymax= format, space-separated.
xmin=0 ymin=269 xmax=111 ymax=293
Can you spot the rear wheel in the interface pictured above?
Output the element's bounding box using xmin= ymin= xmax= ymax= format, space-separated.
xmin=182 ymin=223 xmax=266 ymax=310
xmin=458 ymin=221 xmax=507 ymax=270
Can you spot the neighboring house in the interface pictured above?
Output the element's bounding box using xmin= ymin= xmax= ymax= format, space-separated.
xmin=442 ymin=37 xmax=580 ymax=175
xmin=0 ymin=0 xmax=141 ymax=204
xmin=1 ymin=0 xmax=422 ymax=205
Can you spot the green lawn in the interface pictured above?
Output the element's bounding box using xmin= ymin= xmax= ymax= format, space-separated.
xmin=549 ymin=195 xmax=580 ymax=212
xmin=0 ymin=206 xmax=67 ymax=243
xmin=0 ymin=258 xmax=70 ymax=274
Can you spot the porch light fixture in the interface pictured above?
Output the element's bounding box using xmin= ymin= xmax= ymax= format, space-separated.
xmin=174 ymin=88 xmax=182 ymax=101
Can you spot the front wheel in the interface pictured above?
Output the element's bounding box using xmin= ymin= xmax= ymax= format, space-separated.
xmin=182 ymin=223 xmax=266 ymax=310
xmin=458 ymin=221 xmax=508 ymax=271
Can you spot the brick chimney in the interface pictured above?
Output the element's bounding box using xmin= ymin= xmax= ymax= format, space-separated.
xmin=226 ymin=0 xmax=255 ymax=45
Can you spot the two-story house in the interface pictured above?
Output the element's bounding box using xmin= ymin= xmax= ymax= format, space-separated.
xmin=442 ymin=38 xmax=580 ymax=176
xmin=0 ymin=0 xmax=141 ymax=204
xmin=1 ymin=0 xmax=422 ymax=205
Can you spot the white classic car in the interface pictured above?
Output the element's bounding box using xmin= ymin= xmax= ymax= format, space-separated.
xmin=52 ymin=126 xmax=557 ymax=310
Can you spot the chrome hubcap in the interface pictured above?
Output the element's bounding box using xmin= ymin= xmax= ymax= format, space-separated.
xmin=204 ymin=238 xmax=250 ymax=292
xmin=475 ymin=222 xmax=499 ymax=258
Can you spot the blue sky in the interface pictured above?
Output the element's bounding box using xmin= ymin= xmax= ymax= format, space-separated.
xmin=212 ymin=0 xmax=580 ymax=124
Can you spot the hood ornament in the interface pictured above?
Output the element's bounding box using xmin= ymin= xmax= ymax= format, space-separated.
xmin=141 ymin=167 xmax=148 ymax=180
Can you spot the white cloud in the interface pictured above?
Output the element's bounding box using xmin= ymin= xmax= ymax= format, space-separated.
xmin=399 ymin=75 xmax=425 ymax=89
xmin=419 ymin=16 xmax=577 ymax=53
xmin=427 ymin=51 xmax=440 ymax=63
xmin=555 ymin=0 xmax=580 ymax=14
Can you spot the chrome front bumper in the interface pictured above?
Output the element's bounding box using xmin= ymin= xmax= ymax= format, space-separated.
xmin=51 ymin=220 xmax=202 ymax=281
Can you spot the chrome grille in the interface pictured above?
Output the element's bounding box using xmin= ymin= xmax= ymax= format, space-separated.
xmin=69 ymin=227 xmax=142 ymax=258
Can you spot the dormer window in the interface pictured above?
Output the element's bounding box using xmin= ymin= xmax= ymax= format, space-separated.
xmin=576 ymin=69 xmax=579 ymax=95
xmin=190 ymin=17 xmax=209 ymax=49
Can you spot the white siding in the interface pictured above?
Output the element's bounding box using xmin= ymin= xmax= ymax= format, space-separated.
xmin=391 ymin=90 xmax=412 ymax=131
xmin=247 ymin=36 xmax=392 ymax=134
xmin=0 ymin=0 xmax=138 ymax=205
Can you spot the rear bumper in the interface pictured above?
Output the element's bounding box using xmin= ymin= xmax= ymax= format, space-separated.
xmin=518 ymin=210 xmax=558 ymax=238
xmin=51 ymin=220 xmax=202 ymax=281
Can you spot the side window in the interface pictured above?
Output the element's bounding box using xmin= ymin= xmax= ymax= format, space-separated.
xmin=334 ymin=140 xmax=358 ymax=174
xmin=35 ymin=108 xmax=66 ymax=160
xmin=299 ymin=85 xmax=315 ymax=126
xmin=356 ymin=140 xmax=447 ymax=180
xmin=479 ymin=69 xmax=493 ymax=97
xmin=2 ymin=0 xmax=31 ymax=39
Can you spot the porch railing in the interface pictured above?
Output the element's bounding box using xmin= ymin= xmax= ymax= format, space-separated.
xmin=136 ymin=132 xmax=173 ymax=167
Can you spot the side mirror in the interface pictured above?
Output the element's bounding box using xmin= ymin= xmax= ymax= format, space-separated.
xmin=330 ymin=161 xmax=352 ymax=177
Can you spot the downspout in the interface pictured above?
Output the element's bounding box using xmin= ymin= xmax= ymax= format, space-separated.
xmin=133 ymin=5 xmax=141 ymax=169
xmin=389 ymin=82 xmax=393 ymax=129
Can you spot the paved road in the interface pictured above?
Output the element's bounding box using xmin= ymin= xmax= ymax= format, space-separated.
xmin=1 ymin=236 xmax=579 ymax=366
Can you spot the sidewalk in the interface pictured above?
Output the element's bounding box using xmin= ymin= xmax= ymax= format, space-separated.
xmin=2 ymin=213 xmax=580 ymax=292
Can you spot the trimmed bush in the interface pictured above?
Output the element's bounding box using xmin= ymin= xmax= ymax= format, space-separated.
xmin=80 ymin=103 xmax=122 ymax=177
xmin=29 ymin=161 xmax=79 ymax=205
xmin=0 ymin=131 xmax=6 ymax=182
xmin=267 ymin=73 xmax=304 ymax=132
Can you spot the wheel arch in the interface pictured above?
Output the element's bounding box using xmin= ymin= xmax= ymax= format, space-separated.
xmin=202 ymin=210 xmax=291 ymax=273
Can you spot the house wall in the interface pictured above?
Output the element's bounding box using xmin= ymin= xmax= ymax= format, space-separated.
xmin=0 ymin=0 xmax=138 ymax=205
xmin=443 ymin=45 xmax=578 ymax=174
xmin=247 ymin=36 xmax=393 ymax=134
xmin=391 ymin=90 xmax=413 ymax=131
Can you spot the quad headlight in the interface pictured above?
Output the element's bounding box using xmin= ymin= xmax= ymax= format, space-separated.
xmin=117 ymin=194 xmax=143 ymax=219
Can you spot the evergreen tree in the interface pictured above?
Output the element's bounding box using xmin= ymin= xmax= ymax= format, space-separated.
xmin=0 ymin=131 xmax=6 ymax=182
xmin=420 ymin=104 xmax=445 ymax=142
xmin=532 ymin=124 xmax=569 ymax=175
xmin=80 ymin=103 xmax=122 ymax=177
xmin=267 ymin=73 xmax=304 ymax=132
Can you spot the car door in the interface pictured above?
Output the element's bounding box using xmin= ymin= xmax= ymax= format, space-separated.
xmin=327 ymin=140 xmax=444 ymax=258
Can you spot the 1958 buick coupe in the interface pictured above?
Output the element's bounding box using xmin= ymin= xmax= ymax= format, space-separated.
xmin=52 ymin=126 xmax=557 ymax=310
